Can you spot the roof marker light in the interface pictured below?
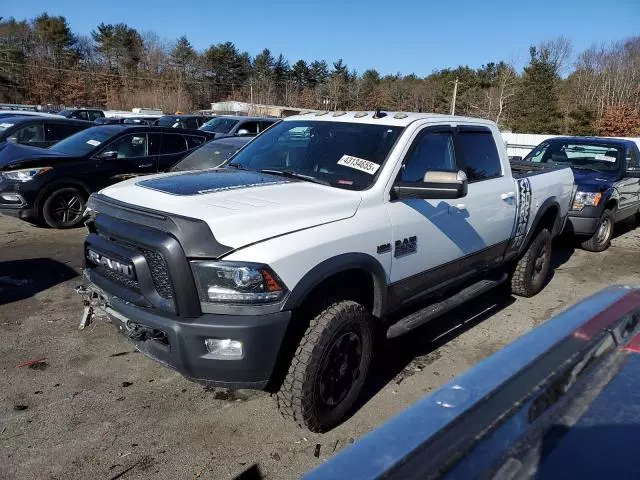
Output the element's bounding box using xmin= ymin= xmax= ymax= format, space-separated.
xmin=315 ymin=111 xmax=329 ymax=116
xmin=332 ymin=111 xmax=346 ymax=117
xmin=394 ymin=112 xmax=408 ymax=119
xmin=354 ymin=112 xmax=368 ymax=118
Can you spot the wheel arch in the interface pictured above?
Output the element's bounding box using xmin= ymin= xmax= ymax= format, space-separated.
xmin=519 ymin=197 xmax=561 ymax=255
xmin=282 ymin=253 xmax=388 ymax=318
xmin=35 ymin=178 xmax=92 ymax=216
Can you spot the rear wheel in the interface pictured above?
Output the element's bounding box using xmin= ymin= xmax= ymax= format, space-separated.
xmin=276 ymin=300 xmax=373 ymax=432
xmin=510 ymin=228 xmax=551 ymax=297
xmin=581 ymin=209 xmax=614 ymax=252
xmin=41 ymin=187 xmax=86 ymax=229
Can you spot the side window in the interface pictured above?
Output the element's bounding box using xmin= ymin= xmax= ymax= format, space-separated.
xmin=195 ymin=117 xmax=206 ymax=127
xmin=44 ymin=122 xmax=78 ymax=142
xmin=185 ymin=118 xmax=198 ymax=129
xmin=456 ymin=130 xmax=502 ymax=182
xmin=105 ymin=134 xmax=148 ymax=158
xmin=88 ymin=111 xmax=101 ymax=121
xmin=400 ymin=130 xmax=455 ymax=183
xmin=78 ymin=111 xmax=90 ymax=121
xmin=148 ymin=133 xmax=162 ymax=155
xmin=160 ymin=134 xmax=187 ymax=154
xmin=259 ymin=121 xmax=276 ymax=132
xmin=186 ymin=135 xmax=206 ymax=149
xmin=13 ymin=123 xmax=45 ymax=144
xmin=626 ymin=148 xmax=639 ymax=168
xmin=237 ymin=121 xmax=259 ymax=135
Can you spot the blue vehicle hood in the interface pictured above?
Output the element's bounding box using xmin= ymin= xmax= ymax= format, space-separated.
xmin=0 ymin=141 xmax=69 ymax=169
xmin=572 ymin=168 xmax=619 ymax=191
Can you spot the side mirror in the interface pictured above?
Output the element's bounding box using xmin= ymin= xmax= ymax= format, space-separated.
xmin=237 ymin=129 xmax=251 ymax=136
xmin=97 ymin=150 xmax=118 ymax=160
xmin=626 ymin=167 xmax=640 ymax=178
xmin=394 ymin=170 xmax=468 ymax=200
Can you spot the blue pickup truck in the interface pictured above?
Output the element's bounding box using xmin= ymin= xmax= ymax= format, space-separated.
xmin=514 ymin=137 xmax=640 ymax=251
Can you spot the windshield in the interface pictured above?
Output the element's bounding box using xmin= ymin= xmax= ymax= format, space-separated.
xmin=524 ymin=140 xmax=622 ymax=172
xmin=57 ymin=109 xmax=74 ymax=117
xmin=49 ymin=127 xmax=118 ymax=156
xmin=171 ymin=141 xmax=243 ymax=172
xmin=200 ymin=118 xmax=239 ymax=134
xmin=228 ymin=120 xmax=404 ymax=190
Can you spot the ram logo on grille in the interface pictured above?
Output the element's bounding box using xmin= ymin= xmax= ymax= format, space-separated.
xmin=87 ymin=249 xmax=135 ymax=279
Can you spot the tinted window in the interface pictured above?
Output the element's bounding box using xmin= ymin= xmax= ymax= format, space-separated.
xmin=148 ymin=133 xmax=162 ymax=155
xmin=105 ymin=134 xmax=148 ymax=158
xmin=156 ymin=117 xmax=181 ymax=127
xmin=456 ymin=131 xmax=502 ymax=182
xmin=171 ymin=141 xmax=241 ymax=172
xmin=160 ymin=134 xmax=187 ymax=154
xmin=44 ymin=122 xmax=81 ymax=141
xmin=200 ymin=118 xmax=239 ymax=134
xmin=237 ymin=121 xmax=259 ymax=135
xmin=259 ymin=120 xmax=277 ymax=132
xmin=88 ymin=111 xmax=104 ymax=120
xmin=401 ymin=131 xmax=455 ymax=183
xmin=229 ymin=120 xmax=403 ymax=190
xmin=186 ymin=135 xmax=206 ymax=149
xmin=12 ymin=123 xmax=45 ymax=144
xmin=626 ymin=148 xmax=639 ymax=168
xmin=49 ymin=127 xmax=118 ymax=156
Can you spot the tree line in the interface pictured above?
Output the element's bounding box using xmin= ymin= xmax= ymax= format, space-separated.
xmin=0 ymin=13 xmax=639 ymax=135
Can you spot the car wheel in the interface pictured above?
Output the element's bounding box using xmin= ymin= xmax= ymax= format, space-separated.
xmin=41 ymin=187 xmax=86 ymax=229
xmin=581 ymin=209 xmax=614 ymax=252
xmin=276 ymin=300 xmax=373 ymax=432
xmin=510 ymin=228 xmax=552 ymax=297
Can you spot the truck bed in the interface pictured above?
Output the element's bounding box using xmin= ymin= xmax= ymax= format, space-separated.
xmin=510 ymin=159 xmax=570 ymax=178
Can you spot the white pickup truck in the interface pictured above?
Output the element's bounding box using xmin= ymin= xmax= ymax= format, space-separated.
xmin=77 ymin=111 xmax=574 ymax=432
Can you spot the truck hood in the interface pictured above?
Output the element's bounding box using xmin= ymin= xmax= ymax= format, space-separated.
xmin=99 ymin=169 xmax=362 ymax=250
xmin=572 ymin=168 xmax=619 ymax=191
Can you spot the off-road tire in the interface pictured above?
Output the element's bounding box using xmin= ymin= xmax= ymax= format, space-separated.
xmin=581 ymin=209 xmax=614 ymax=252
xmin=510 ymin=228 xmax=551 ymax=298
xmin=41 ymin=187 xmax=86 ymax=229
xmin=275 ymin=300 xmax=373 ymax=432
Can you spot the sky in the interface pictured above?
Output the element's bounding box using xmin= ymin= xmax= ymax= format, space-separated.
xmin=4 ymin=0 xmax=639 ymax=76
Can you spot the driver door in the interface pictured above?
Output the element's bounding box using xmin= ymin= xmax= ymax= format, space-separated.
xmin=95 ymin=133 xmax=157 ymax=186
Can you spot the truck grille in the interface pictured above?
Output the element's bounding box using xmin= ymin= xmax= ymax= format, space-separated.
xmin=138 ymin=247 xmax=175 ymax=299
xmin=95 ymin=265 xmax=140 ymax=292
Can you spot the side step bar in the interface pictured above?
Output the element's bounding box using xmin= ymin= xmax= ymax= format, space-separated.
xmin=386 ymin=273 xmax=508 ymax=339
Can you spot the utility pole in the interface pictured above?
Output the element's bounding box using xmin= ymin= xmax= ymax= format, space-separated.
xmin=450 ymin=78 xmax=459 ymax=116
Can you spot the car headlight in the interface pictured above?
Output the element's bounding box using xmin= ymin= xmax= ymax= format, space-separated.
xmin=2 ymin=166 xmax=52 ymax=182
xmin=572 ymin=191 xmax=602 ymax=210
xmin=191 ymin=261 xmax=287 ymax=304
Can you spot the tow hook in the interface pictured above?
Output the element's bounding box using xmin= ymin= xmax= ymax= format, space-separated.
xmin=75 ymin=284 xmax=104 ymax=330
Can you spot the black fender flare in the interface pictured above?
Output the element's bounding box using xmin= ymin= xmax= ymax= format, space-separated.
xmin=521 ymin=197 xmax=561 ymax=250
xmin=282 ymin=253 xmax=388 ymax=318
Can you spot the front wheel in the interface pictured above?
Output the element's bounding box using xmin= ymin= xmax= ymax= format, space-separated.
xmin=581 ymin=209 xmax=614 ymax=252
xmin=276 ymin=300 xmax=373 ymax=432
xmin=41 ymin=187 xmax=86 ymax=229
xmin=510 ymin=228 xmax=552 ymax=297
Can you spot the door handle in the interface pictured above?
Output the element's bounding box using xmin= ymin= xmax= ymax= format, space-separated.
xmin=138 ymin=163 xmax=153 ymax=168
xmin=500 ymin=192 xmax=516 ymax=200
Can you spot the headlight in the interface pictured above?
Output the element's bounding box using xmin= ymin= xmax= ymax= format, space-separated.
xmin=2 ymin=167 xmax=52 ymax=182
xmin=191 ymin=261 xmax=287 ymax=304
xmin=572 ymin=191 xmax=602 ymax=210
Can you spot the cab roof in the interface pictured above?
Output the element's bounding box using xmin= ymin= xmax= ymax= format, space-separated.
xmin=285 ymin=111 xmax=497 ymax=128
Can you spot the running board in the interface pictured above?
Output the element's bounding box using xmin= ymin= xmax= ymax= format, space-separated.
xmin=386 ymin=273 xmax=508 ymax=339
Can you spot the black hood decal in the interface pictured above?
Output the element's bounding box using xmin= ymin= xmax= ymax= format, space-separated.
xmin=136 ymin=168 xmax=291 ymax=196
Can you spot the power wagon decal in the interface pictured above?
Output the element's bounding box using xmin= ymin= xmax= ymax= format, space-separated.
xmin=506 ymin=177 xmax=532 ymax=256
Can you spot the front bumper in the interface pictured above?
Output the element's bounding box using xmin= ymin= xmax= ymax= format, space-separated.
xmin=0 ymin=205 xmax=37 ymax=219
xmin=564 ymin=215 xmax=600 ymax=235
xmin=81 ymin=282 xmax=292 ymax=389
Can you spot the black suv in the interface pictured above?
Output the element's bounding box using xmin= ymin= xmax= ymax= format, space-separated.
xmin=0 ymin=125 xmax=213 ymax=228
xmin=154 ymin=115 xmax=209 ymax=129
xmin=58 ymin=108 xmax=105 ymax=121
xmin=0 ymin=116 xmax=91 ymax=148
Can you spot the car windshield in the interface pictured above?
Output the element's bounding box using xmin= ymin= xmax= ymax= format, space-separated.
xmin=49 ymin=127 xmax=118 ymax=156
xmin=171 ymin=141 xmax=243 ymax=172
xmin=524 ymin=140 xmax=623 ymax=172
xmin=200 ymin=118 xmax=239 ymax=134
xmin=228 ymin=120 xmax=404 ymax=190
xmin=57 ymin=109 xmax=73 ymax=117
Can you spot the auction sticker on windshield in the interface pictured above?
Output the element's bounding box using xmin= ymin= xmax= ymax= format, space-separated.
xmin=86 ymin=139 xmax=101 ymax=146
xmin=337 ymin=155 xmax=380 ymax=175
xmin=595 ymin=154 xmax=617 ymax=162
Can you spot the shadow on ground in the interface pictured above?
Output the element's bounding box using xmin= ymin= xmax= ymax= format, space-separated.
xmin=0 ymin=258 xmax=79 ymax=305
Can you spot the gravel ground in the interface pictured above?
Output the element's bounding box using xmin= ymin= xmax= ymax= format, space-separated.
xmin=1 ymin=214 xmax=639 ymax=480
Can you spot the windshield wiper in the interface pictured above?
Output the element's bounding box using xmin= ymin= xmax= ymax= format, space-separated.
xmin=259 ymin=169 xmax=332 ymax=186
xmin=572 ymin=165 xmax=601 ymax=172
xmin=226 ymin=162 xmax=245 ymax=170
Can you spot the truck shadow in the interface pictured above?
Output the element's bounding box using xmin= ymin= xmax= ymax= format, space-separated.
xmin=0 ymin=258 xmax=79 ymax=305
xmin=355 ymin=285 xmax=516 ymax=414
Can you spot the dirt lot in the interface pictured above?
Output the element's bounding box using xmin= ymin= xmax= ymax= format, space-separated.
xmin=1 ymin=214 xmax=639 ymax=480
